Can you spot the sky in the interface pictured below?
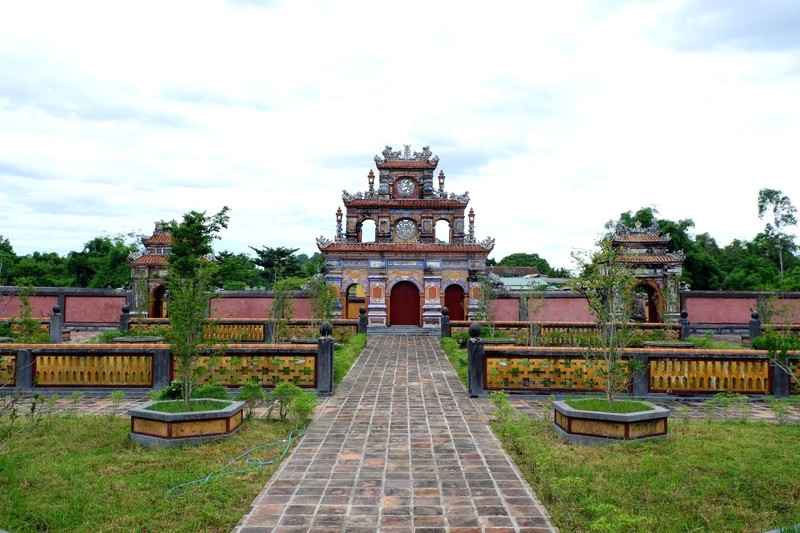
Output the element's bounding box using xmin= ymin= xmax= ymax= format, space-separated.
xmin=1 ymin=0 xmax=799 ymax=271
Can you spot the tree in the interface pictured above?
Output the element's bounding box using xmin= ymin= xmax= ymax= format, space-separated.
xmin=212 ymin=251 xmax=261 ymax=290
xmin=0 ymin=236 xmax=17 ymax=286
xmin=497 ymin=252 xmax=553 ymax=276
xmin=567 ymin=239 xmax=639 ymax=402
xmin=249 ymin=246 xmax=302 ymax=287
xmin=66 ymin=235 xmax=139 ymax=288
xmin=758 ymin=188 xmax=798 ymax=277
xmin=162 ymin=207 xmax=230 ymax=408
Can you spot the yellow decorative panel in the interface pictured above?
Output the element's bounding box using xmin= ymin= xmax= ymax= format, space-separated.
xmin=204 ymin=323 xmax=265 ymax=342
xmin=35 ymin=354 xmax=153 ymax=386
xmin=485 ymin=357 xmax=617 ymax=392
xmin=132 ymin=418 xmax=169 ymax=437
xmin=649 ymin=358 xmax=770 ymax=394
xmin=172 ymin=419 xmax=228 ymax=438
xmin=191 ymin=354 xmax=316 ymax=388
xmin=0 ymin=353 xmax=16 ymax=386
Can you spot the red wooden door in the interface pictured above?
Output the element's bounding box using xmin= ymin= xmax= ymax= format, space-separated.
xmin=390 ymin=281 xmax=420 ymax=325
xmin=444 ymin=285 xmax=465 ymax=321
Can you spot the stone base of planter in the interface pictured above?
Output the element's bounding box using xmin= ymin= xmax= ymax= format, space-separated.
xmin=129 ymin=400 xmax=245 ymax=448
xmin=553 ymin=400 xmax=669 ymax=445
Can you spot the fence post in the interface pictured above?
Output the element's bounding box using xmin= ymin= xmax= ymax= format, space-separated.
xmin=15 ymin=348 xmax=34 ymax=390
xmin=771 ymin=363 xmax=790 ymax=398
xmin=631 ymin=352 xmax=650 ymax=396
xmin=120 ymin=305 xmax=131 ymax=333
xmin=749 ymin=312 xmax=762 ymax=342
xmin=316 ymin=321 xmax=334 ymax=396
xmin=358 ymin=306 xmax=368 ymax=335
xmin=153 ymin=349 xmax=171 ymax=390
xmin=441 ymin=307 xmax=450 ymax=339
xmin=679 ymin=310 xmax=690 ymax=341
xmin=49 ymin=305 xmax=64 ymax=344
xmin=467 ymin=322 xmax=485 ymax=397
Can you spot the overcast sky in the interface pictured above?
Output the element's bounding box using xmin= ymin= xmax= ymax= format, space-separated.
xmin=1 ymin=0 xmax=799 ymax=270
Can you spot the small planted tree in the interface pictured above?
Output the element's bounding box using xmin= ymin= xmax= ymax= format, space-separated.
xmin=163 ymin=207 xmax=230 ymax=409
xmin=568 ymin=239 xmax=639 ymax=402
xmin=475 ymin=273 xmax=503 ymax=336
xmin=306 ymin=274 xmax=338 ymax=329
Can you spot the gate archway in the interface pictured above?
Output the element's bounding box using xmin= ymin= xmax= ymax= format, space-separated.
xmin=444 ymin=284 xmax=465 ymax=321
xmin=389 ymin=281 xmax=420 ymax=326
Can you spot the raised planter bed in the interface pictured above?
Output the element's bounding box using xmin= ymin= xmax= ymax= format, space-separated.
xmin=642 ymin=340 xmax=694 ymax=349
xmin=129 ymin=399 xmax=245 ymax=448
xmin=553 ymin=400 xmax=669 ymax=444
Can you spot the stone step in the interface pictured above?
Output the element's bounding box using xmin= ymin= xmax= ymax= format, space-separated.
xmin=367 ymin=325 xmax=440 ymax=336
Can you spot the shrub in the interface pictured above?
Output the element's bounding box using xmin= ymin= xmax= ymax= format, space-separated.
xmin=288 ymin=393 xmax=317 ymax=427
xmin=237 ymin=380 xmax=266 ymax=419
xmin=191 ymin=384 xmax=231 ymax=400
xmin=268 ymin=383 xmax=304 ymax=421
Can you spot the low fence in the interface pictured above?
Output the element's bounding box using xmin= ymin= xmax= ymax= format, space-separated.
xmin=125 ymin=317 xmax=361 ymax=343
xmin=1 ymin=337 xmax=336 ymax=396
xmin=464 ymin=334 xmax=799 ymax=399
xmin=447 ymin=320 xmax=685 ymax=346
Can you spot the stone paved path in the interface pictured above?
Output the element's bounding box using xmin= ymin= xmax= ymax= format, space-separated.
xmin=234 ymin=335 xmax=556 ymax=532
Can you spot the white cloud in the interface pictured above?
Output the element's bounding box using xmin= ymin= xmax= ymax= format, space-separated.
xmin=0 ymin=0 xmax=798 ymax=270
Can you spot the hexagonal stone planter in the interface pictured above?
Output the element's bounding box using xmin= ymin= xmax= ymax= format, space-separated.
xmin=553 ymin=400 xmax=669 ymax=444
xmin=129 ymin=399 xmax=245 ymax=448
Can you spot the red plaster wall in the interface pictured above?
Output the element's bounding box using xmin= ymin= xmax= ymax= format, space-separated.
xmin=684 ymin=297 xmax=757 ymax=324
xmin=491 ymin=299 xmax=519 ymax=321
xmin=530 ymin=297 xmax=594 ymax=322
xmin=64 ymin=296 xmax=127 ymax=322
xmin=0 ymin=295 xmax=57 ymax=319
xmin=211 ymin=297 xmax=313 ymax=319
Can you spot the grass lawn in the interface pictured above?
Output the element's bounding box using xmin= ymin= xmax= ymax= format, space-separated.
xmin=493 ymin=412 xmax=800 ymax=532
xmin=0 ymin=415 xmax=295 ymax=532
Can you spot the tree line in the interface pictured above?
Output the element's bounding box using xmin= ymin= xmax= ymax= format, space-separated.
xmin=1 ymin=188 xmax=797 ymax=291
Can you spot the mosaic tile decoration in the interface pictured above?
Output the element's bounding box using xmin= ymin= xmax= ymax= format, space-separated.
xmin=484 ymin=356 xmax=622 ymax=392
xmin=0 ymin=353 xmax=16 ymax=386
xmin=189 ymin=354 xmax=317 ymax=388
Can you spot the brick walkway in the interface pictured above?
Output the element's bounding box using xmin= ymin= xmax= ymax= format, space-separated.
xmin=234 ymin=335 xmax=556 ymax=532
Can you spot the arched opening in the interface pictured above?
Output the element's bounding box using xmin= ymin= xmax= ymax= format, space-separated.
xmin=389 ymin=281 xmax=421 ymax=326
xmin=344 ymin=283 xmax=366 ymax=319
xmin=151 ymin=284 xmax=167 ymax=318
xmin=444 ymin=284 xmax=465 ymax=321
xmin=435 ymin=219 xmax=451 ymax=243
xmin=632 ymin=283 xmax=660 ymax=323
xmin=359 ymin=219 xmax=376 ymax=243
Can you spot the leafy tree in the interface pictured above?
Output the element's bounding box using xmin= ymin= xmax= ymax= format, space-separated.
xmin=497 ymin=252 xmax=553 ymax=276
xmin=758 ymin=188 xmax=798 ymax=277
xmin=212 ymin=251 xmax=261 ymax=290
xmin=567 ymin=239 xmax=639 ymax=402
xmin=162 ymin=207 xmax=230 ymax=408
xmin=9 ymin=252 xmax=72 ymax=287
xmin=66 ymin=236 xmax=139 ymax=288
xmin=249 ymin=246 xmax=302 ymax=287
xmin=0 ymin=236 xmax=17 ymax=285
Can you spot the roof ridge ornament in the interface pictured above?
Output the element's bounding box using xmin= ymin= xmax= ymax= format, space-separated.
xmin=374 ymin=144 xmax=439 ymax=164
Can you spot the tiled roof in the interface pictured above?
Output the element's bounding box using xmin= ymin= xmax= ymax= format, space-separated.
xmin=142 ymin=234 xmax=173 ymax=245
xmin=620 ymin=254 xmax=682 ymax=263
xmin=319 ymin=243 xmax=492 ymax=254
xmin=491 ymin=266 xmax=542 ymax=276
xmin=344 ymin=199 xmax=467 ymax=208
xmin=375 ymin=160 xmax=437 ymax=169
xmin=613 ymin=235 xmax=667 ymax=242
xmin=130 ymin=255 xmax=169 ymax=266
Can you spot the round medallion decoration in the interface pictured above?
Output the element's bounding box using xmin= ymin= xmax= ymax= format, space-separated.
xmin=396 ymin=178 xmax=415 ymax=197
xmin=395 ymin=219 xmax=418 ymax=241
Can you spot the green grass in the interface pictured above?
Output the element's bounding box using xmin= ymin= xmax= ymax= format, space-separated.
xmin=0 ymin=415 xmax=295 ymax=532
xmin=564 ymin=397 xmax=653 ymax=413
xmin=686 ymin=334 xmax=747 ymax=350
xmin=440 ymin=337 xmax=467 ymax=386
xmin=146 ymin=399 xmax=232 ymax=412
xmin=492 ymin=410 xmax=800 ymax=532
xmin=334 ymin=333 xmax=366 ymax=384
